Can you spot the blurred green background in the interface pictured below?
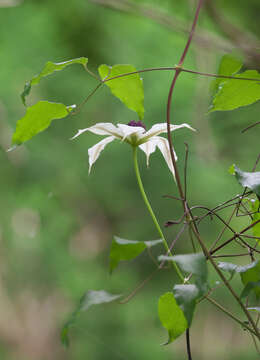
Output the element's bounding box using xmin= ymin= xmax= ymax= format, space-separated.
xmin=0 ymin=0 xmax=260 ymax=359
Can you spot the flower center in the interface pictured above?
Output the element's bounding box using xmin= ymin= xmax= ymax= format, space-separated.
xmin=127 ymin=120 xmax=146 ymax=130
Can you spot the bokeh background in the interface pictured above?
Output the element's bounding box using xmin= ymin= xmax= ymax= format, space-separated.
xmin=0 ymin=0 xmax=260 ymax=359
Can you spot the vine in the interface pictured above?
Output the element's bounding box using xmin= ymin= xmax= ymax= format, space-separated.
xmin=9 ymin=0 xmax=260 ymax=358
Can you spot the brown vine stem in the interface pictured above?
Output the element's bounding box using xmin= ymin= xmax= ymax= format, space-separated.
xmin=205 ymin=296 xmax=258 ymax=337
xmin=242 ymin=121 xmax=260 ymax=133
xmin=210 ymin=218 xmax=260 ymax=255
xmin=189 ymin=205 xmax=260 ymax=256
xmin=103 ymin=66 xmax=260 ymax=84
xmin=196 ymin=191 xmax=252 ymax=224
xmin=164 ymin=0 xmax=260 ymax=340
xmin=193 ymin=224 xmax=260 ymax=338
xmin=212 ymin=253 xmax=250 ymax=258
xmin=119 ymin=224 xmax=187 ymax=304
xmin=210 ymin=204 xmax=237 ymax=251
xmin=89 ymin=0 xmax=232 ymax=53
xmin=72 ymin=82 xmax=103 ymax=115
xmin=165 ymin=1 xmax=204 ymax=357
xmin=119 ymin=269 xmax=158 ymax=304
xmin=251 ymin=332 xmax=260 ymax=355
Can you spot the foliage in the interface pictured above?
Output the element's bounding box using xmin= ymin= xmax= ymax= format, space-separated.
xmin=158 ymin=292 xmax=188 ymax=344
xmin=98 ymin=64 xmax=144 ymax=119
xmin=11 ymin=101 xmax=74 ymax=145
xmin=109 ymin=236 xmax=162 ymax=273
xmin=61 ymin=290 xmax=122 ymax=346
xmin=2 ymin=1 xmax=260 ymax=359
xmin=10 ymin=46 xmax=260 ymax=355
xmin=21 ymin=57 xmax=88 ymax=105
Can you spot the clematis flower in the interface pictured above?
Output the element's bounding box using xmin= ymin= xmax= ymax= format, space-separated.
xmin=71 ymin=121 xmax=195 ymax=177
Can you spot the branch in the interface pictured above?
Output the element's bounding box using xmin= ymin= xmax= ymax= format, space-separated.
xmin=89 ymin=0 xmax=233 ymax=52
xmin=205 ymin=0 xmax=260 ymax=67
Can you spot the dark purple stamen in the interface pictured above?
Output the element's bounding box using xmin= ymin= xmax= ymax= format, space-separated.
xmin=127 ymin=120 xmax=146 ymax=130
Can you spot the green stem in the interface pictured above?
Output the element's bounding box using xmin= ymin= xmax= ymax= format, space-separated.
xmin=132 ymin=146 xmax=184 ymax=282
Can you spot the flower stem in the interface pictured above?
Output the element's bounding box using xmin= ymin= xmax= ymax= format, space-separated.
xmin=132 ymin=146 xmax=184 ymax=282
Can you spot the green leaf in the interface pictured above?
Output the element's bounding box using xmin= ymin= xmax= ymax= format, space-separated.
xmin=240 ymin=281 xmax=260 ymax=299
xmin=21 ymin=57 xmax=88 ymax=105
xmin=212 ymin=54 xmax=243 ymax=92
xmin=209 ymin=70 xmax=260 ymax=112
xmin=173 ymin=284 xmax=199 ymax=326
xmin=233 ymin=165 xmax=260 ymax=197
xmin=61 ymin=324 xmax=70 ymax=347
xmin=61 ymin=290 xmax=121 ymax=347
xmin=218 ymin=261 xmax=260 ymax=297
xmin=247 ymin=307 xmax=260 ymax=313
xmin=158 ymin=292 xmax=188 ymax=344
xmin=98 ymin=64 xmax=144 ymax=119
xmin=218 ymin=260 xmax=259 ymax=274
xmin=228 ymin=163 xmax=236 ymax=175
xmin=240 ymin=261 xmax=260 ymax=298
xmin=250 ymin=200 xmax=260 ymax=240
xmin=109 ymin=236 xmax=162 ymax=273
xmin=159 ymin=253 xmax=207 ymax=292
xmin=218 ymin=261 xmax=240 ymax=275
xmin=12 ymin=101 xmax=74 ymax=145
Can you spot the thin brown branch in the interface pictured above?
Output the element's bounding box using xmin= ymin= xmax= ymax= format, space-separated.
xmin=205 ymin=0 xmax=260 ymax=67
xmin=211 ymin=253 xmax=250 ymax=258
xmin=89 ymin=0 xmax=232 ymax=52
xmin=205 ymin=296 xmax=258 ymax=337
xmin=211 ymin=218 xmax=260 ymax=255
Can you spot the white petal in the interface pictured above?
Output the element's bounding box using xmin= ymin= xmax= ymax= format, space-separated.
xmin=138 ymin=123 xmax=195 ymax=143
xmin=139 ymin=138 xmax=157 ymax=167
xmin=116 ymin=124 xmax=145 ymax=142
xmin=154 ymin=136 xmax=177 ymax=179
xmin=88 ymin=136 xmax=115 ymax=174
xmin=71 ymin=123 xmax=123 ymax=140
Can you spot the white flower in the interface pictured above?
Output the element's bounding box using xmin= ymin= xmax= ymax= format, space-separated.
xmin=71 ymin=121 xmax=195 ymax=176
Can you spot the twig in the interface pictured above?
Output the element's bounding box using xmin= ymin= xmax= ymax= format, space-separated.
xmin=103 ymin=66 xmax=260 ymax=83
xmin=205 ymin=296 xmax=258 ymax=337
xmin=184 ymin=143 xmax=189 ymax=201
xmin=211 ymin=219 xmax=260 ymax=255
xmin=205 ymin=0 xmax=260 ymax=66
xmin=211 ymin=253 xmax=250 ymax=258
xmin=89 ymin=0 xmax=232 ymax=52
xmin=242 ymin=121 xmax=260 ymax=133
xmin=210 ymin=206 xmax=237 ymax=252
xmin=72 ymin=83 xmax=103 ymax=115
xmin=119 ymin=270 xmax=158 ymax=304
